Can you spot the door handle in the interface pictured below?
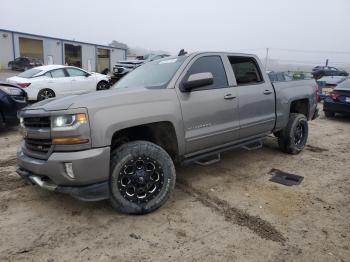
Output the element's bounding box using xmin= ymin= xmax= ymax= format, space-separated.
xmin=71 ymin=79 xmax=77 ymax=82
xmin=224 ymin=93 xmax=236 ymax=100
xmin=263 ymin=90 xmax=272 ymax=95
xmin=48 ymin=81 xmax=54 ymax=83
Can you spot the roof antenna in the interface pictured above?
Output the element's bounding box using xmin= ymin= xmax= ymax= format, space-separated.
xmin=178 ymin=49 xmax=187 ymax=56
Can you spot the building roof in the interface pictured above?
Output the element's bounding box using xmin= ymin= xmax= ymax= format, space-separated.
xmin=34 ymin=64 xmax=66 ymax=71
xmin=0 ymin=28 xmax=128 ymax=50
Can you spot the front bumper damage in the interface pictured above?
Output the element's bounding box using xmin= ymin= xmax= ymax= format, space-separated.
xmin=16 ymin=146 xmax=111 ymax=201
xmin=17 ymin=167 xmax=109 ymax=201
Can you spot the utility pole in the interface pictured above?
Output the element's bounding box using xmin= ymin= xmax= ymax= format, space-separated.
xmin=265 ymin=48 xmax=269 ymax=70
xmin=326 ymin=59 xmax=329 ymax=66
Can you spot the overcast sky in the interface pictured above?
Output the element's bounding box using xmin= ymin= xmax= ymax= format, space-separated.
xmin=1 ymin=0 xmax=349 ymax=65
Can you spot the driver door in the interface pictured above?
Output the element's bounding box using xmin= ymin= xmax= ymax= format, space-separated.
xmin=176 ymin=54 xmax=240 ymax=155
xmin=65 ymin=67 xmax=96 ymax=94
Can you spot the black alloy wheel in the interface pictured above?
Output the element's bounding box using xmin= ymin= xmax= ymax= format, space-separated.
xmin=109 ymin=141 xmax=176 ymax=214
xmin=293 ymin=121 xmax=305 ymax=148
xmin=277 ymin=113 xmax=308 ymax=154
xmin=118 ymin=156 xmax=164 ymax=203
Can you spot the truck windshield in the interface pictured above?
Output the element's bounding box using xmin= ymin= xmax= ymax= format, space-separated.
xmin=113 ymin=57 xmax=186 ymax=89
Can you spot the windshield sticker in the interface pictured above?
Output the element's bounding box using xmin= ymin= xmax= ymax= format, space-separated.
xmin=159 ymin=59 xmax=177 ymax=64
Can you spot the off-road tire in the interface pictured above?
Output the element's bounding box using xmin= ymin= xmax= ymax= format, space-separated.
xmin=324 ymin=111 xmax=335 ymax=118
xmin=109 ymin=141 xmax=176 ymax=214
xmin=277 ymin=113 xmax=308 ymax=154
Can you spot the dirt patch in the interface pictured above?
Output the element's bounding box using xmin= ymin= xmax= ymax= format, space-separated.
xmin=0 ymin=170 xmax=28 ymax=192
xmin=177 ymin=179 xmax=286 ymax=243
xmin=0 ymin=157 xmax=17 ymax=168
xmin=0 ymin=110 xmax=349 ymax=261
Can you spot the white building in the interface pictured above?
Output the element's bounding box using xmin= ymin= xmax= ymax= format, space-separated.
xmin=0 ymin=29 xmax=127 ymax=72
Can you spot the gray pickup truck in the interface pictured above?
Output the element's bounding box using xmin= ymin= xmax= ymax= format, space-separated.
xmin=17 ymin=52 xmax=318 ymax=214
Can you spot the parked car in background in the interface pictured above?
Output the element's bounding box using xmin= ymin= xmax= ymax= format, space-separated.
xmin=0 ymin=82 xmax=27 ymax=130
xmin=113 ymin=53 xmax=170 ymax=79
xmin=7 ymin=65 xmax=111 ymax=101
xmin=8 ymin=57 xmax=42 ymax=71
xmin=312 ymin=66 xmax=348 ymax=80
xmin=316 ymin=76 xmax=347 ymax=100
xmin=323 ymin=79 xmax=350 ymax=117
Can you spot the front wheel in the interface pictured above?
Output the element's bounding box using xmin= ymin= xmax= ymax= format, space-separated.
xmin=277 ymin=113 xmax=308 ymax=154
xmin=109 ymin=141 xmax=176 ymax=214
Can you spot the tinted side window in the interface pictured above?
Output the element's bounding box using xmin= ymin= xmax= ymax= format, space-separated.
xmin=51 ymin=69 xmax=66 ymax=78
xmin=186 ymin=56 xmax=228 ymax=89
xmin=229 ymin=56 xmax=263 ymax=85
xmin=66 ymin=68 xmax=86 ymax=77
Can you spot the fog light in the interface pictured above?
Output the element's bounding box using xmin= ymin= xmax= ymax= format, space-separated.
xmin=64 ymin=163 xmax=75 ymax=179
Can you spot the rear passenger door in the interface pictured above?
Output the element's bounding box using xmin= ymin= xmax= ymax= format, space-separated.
xmin=227 ymin=56 xmax=275 ymax=139
xmin=176 ymin=54 xmax=240 ymax=155
xmin=45 ymin=69 xmax=72 ymax=97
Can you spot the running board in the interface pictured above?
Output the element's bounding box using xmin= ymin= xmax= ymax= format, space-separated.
xmin=195 ymin=153 xmax=221 ymax=166
xmin=181 ymin=137 xmax=264 ymax=166
xmin=242 ymin=141 xmax=263 ymax=151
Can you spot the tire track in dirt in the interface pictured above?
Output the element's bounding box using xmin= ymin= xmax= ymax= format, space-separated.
xmin=177 ymin=179 xmax=286 ymax=244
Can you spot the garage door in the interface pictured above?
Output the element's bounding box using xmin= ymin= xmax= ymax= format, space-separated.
xmin=64 ymin=44 xmax=82 ymax=68
xmin=97 ymin=48 xmax=110 ymax=73
xmin=19 ymin=37 xmax=44 ymax=62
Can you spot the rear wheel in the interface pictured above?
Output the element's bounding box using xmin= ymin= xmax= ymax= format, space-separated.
xmin=96 ymin=81 xmax=110 ymax=91
xmin=37 ymin=89 xmax=55 ymax=101
xmin=324 ymin=111 xmax=335 ymax=118
xmin=277 ymin=113 xmax=308 ymax=154
xmin=109 ymin=141 xmax=176 ymax=214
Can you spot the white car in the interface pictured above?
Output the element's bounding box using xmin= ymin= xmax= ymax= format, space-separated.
xmin=7 ymin=65 xmax=111 ymax=101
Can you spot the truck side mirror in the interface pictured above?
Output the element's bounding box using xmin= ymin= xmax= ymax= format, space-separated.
xmin=181 ymin=72 xmax=214 ymax=92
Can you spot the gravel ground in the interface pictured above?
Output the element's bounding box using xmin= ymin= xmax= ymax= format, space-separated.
xmin=0 ymin=107 xmax=349 ymax=262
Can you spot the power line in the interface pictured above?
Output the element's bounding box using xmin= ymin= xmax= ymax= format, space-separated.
xmin=271 ymin=48 xmax=350 ymax=55
xmin=234 ymin=47 xmax=350 ymax=55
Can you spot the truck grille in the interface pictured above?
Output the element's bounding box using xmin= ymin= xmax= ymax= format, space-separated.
xmin=24 ymin=117 xmax=51 ymax=128
xmin=25 ymin=138 xmax=52 ymax=154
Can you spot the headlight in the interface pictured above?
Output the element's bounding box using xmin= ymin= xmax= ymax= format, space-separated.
xmin=51 ymin=113 xmax=87 ymax=128
xmin=0 ymin=86 xmax=22 ymax=96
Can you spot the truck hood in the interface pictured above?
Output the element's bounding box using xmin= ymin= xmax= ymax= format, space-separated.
xmin=25 ymin=87 xmax=171 ymax=112
xmin=25 ymin=95 xmax=79 ymax=111
xmin=116 ymin=60 xmax=144 ymax=65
